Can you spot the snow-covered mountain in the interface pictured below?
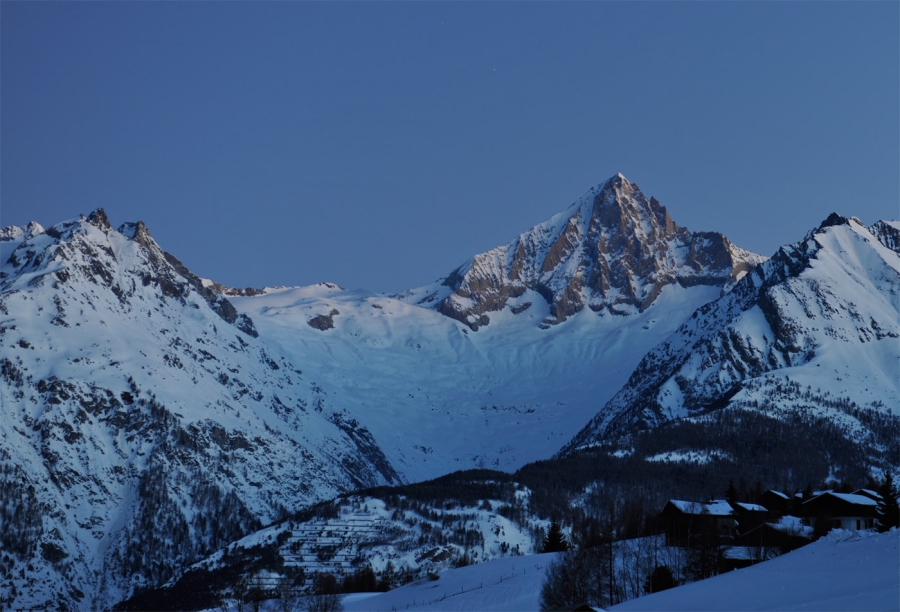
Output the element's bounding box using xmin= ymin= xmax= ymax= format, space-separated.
xmin=3 ymin=174 xmax=896 ymax=610
xmin=398 ymin=174 xmax=764 ymax=329
xmin=564 ymin=213 xmax=900 ymax=453
xmin=0 ymin=211 xmax=401 ymax=609
xmin=213 ymin=175 xmax=767 ymax=486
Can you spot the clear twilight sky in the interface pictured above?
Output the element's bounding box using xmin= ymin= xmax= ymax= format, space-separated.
xmin=2 ymin=2 xmax=897 ymax=293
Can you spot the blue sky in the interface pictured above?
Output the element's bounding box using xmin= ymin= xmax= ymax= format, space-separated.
xmin=2 ymin=2 xmax=897 ymax=293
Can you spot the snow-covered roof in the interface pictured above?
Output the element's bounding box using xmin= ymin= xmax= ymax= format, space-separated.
xmin=853 ymin=489 xmax=882 ymax=500
xmin=829 ymin=492 xmax=878 ymax=506
xmin=804 ymin=492 xmax=878 ymax=507
xmin=669 ymin=500 xmax=703 ymax=513
xmin=735 ymin=502 xmax=768 ymax=512
xmin=723 ymin=546 xmax=755 ymax=560
xmin=706 ymin=500 xmax=735 ymax=516
xmin=767 ymin=516 xmax=814 ymax=537
xmin=766 ymin=490 xmax=790 ymax=500
xmin=669 ymin=499 xmax=734 ymax=516
xmin=796 ymin=489 xmax=831 ymax=499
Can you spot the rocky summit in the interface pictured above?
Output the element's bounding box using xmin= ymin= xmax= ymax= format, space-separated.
xmin=400 ymin=174 xmax=764 ymax=329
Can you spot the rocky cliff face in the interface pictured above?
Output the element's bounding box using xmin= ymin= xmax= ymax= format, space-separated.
xmin=562 ymin=214 xmax=900 ymax=451
xmin=870 ymin=220 xmax=900 ymax=254
xmin=401 ymin=174 xmax=764 ymax=329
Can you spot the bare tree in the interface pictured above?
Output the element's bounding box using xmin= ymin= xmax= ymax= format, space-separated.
xmin=301 ymin=572 xmax=343 ymax=612
xmin=247 ymin=574 xmax=266 ymax=612
xmin=223 ymin=575 xmax=249 ymax=612
xmin=274 ymin=573 xmax=302 ymax=612
xmin=539 ymin=549 xmax=592 ymax=611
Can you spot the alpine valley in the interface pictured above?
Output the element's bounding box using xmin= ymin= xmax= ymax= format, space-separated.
xmin=1 ymin=174 xmax=897 ymax=610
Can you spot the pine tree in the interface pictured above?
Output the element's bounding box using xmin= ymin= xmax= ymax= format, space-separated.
xmin=876 ymin=472 xmax=899 ymax=532
xmin=725 ymin=480 xmax=738 ymax=504
xmin=541 ymin=521 xmax=569 ymax=553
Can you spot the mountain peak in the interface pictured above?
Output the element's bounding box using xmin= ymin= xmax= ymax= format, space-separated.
xmin=595 ymin=172 xmax=636 ymax=199
xmin=403 ymin=175 xmax=764 ymax=329
xmin=117 ymin=220 xmax=156 ymax=250
xmin=819 ymin=212 xmax=850 ymax=230
xmin=87 ymin=208 xmax=112 ymax=232
xmin=0 ymin=220 xmax=45 ymax=244
xmin=563 ymin=208 xmax=900 ymax=447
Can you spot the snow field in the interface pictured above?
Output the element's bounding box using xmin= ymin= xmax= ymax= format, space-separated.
xmin=231 ymin=282 xmax=724 ymax=483
xmin=610 ymin=528 xmax=900 ymax=611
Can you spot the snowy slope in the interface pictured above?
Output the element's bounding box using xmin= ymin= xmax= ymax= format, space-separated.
xmin=564 ymin=214 xmax=900 ymax=452
xmin=342 ymin=553 xmax=556 ymax=612
xmin=340 ymin=529 xmax=899 ymax=612
xmin=611 ymin=529 xmax=900 ymax=611
xmin=229 ymin=281 xmax=722 ymax=484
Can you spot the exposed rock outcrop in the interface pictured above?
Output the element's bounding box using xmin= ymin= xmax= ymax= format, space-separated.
xmin=407 ymin=174 xmax=764 ymax=329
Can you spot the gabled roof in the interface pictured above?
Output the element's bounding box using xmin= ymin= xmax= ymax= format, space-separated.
xmin=803 ymin=491 xmax=878 ymax=507
xmin=765 ymin=490 xmax=790 ymax=500
xmin=829 ymin=492 xmax=877 ymax=506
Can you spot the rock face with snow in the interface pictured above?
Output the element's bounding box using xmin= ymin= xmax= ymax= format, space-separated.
xmin=870 ymin=219 xmax=900 ymax=254
xmin=563 ymin=213 xmax=900 ymax=450
xmin=0 ymin=212 xmax=400 ymax=609
xmin=401 ymin=174 xmax=763 ymax=329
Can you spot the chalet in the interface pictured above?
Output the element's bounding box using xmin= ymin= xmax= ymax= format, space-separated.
xmin=760 ymin=489 xmax=792 ymax=516
xmin=802 ymin=492 xmax=878 ymax=532
xmin=731 ymin=501 xmax=769 ymax=534
xmin=661 ymin=499 xmax=736 ymax=547
xmin=736 ymin=516 xmax=812 ymax=553
xmin=721 ymin=546 xmax=757 ymax=571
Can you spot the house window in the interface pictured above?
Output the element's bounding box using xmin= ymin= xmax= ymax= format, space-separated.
xmin=856 ymin=519 xmax=861 ymax=530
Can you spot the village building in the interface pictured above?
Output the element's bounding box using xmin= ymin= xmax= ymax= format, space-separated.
xmin=735 ymin=515 xmax=813 ymax=553
xmin=802 ymin=492 xmax=879 ymax=532
xmin=730 ymin=501 xmax=769 ymax=534
xmin=760 ymin=489 xmax=792 ymax=516
xmin=660 ymin=499 xmax=736 ymax=547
